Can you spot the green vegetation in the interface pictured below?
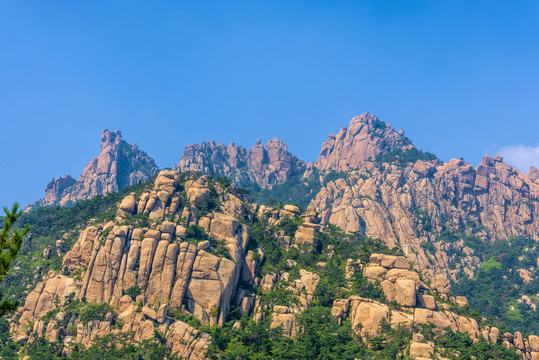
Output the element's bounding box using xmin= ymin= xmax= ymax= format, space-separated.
xmin=202 ymin=309 xmax=520 ymax=360
xmin=183 ymin=224 xmax=232 ymax=260
xmin=374 ymin=147 xmax=437 ymax=167
xmin=0 ymin=203 xmax=29 ymax=316
xmin=249 ymin=170 xmax=350 ymax=209
xmin=453 ymin=236 xmax=539 ymax=334
xmin=1 ymin=179 xmax=154 ymax=303
xmin=123 ymin=285 xmax=143 ymax=300
xmin=22 ymin=332 xmax=179 ymax=360
xmin=205 ymin=307 xmax=364 ymax=360
xmin=250 ymin=221 xmax=399 ymax=308
xmin=167 ymin=308 xmax=202 ymax=329
xmin=41 ymin=293 xmax=118 ymax=331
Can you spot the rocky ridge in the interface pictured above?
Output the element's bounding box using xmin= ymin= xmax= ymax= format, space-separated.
xmin=174 ymin=112 xmax=539 ymax=282
xmin=310 ymin=154 xmax=539 ymax=281
xmin=31 ymin=130 xmax=158 ymax=208
xmin=177 ymin=138 xmax=306 ymax=188
xmin=11 ymin=170 xmax=538 ymax=359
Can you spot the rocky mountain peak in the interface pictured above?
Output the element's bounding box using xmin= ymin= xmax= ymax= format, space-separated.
xmin=177 ymin=138 xmax=305 ymax=188
xmin=315 ymin=112 xmax=412 ymax=171
xmin=31 ymin=130 xmax=158 ymax=208
xmin=529 ymin=166 xmax=539 ymax=183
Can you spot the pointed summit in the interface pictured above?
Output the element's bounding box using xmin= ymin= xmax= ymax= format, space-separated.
xmin=315 ymin=113 xmax=411 ymax=171
xmin=31 ymin=130 xmax=158 ymax=208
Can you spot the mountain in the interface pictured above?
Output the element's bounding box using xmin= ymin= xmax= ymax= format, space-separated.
xmin=177 ymin=138 xmax=306 ymax=188
xmin=7 ymin=171 xmax=533 ymax=359
xmin=314 ymin=112 xmax=415 ymax=171
xmin=30 ymin=129 xmax=159 ymax=208
xmin=3 ymin=112 xmax=539 ymax=359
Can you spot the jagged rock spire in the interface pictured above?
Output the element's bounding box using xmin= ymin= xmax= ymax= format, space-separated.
xmin=32 ymin=129 xmax=158 ymax=208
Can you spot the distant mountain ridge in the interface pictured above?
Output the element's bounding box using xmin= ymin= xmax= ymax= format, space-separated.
xmin=177 ymin=137 xmax=306 ymax=188
xmin=29 ymin=129 xmax=159 ymax=209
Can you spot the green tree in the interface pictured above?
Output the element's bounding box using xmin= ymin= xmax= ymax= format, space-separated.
xmin=0 ymin=203 xmax=29 ymax=316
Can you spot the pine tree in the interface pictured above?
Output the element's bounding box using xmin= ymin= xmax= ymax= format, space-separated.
xmin=0 ymin=203 xmax=29 ymax=316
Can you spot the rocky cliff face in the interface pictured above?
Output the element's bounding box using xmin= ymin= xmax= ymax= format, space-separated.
xmin=10 ymin=112 xmax=539 ymax=358
xmin=34 ymin=130 xmax=158 ymax=208
xmin=11 ymin=172 xmax=539 ymax=358
xmin=310 ymin=154 xmax=539 ymax=280
xmin=314 ymin=112 xmax=412 ymax=171
xmin=177 ymin=138 xmax=305 ymax=188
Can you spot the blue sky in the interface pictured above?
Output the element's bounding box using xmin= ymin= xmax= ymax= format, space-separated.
xmin=1 ymin=1 xmax=538 ymax=207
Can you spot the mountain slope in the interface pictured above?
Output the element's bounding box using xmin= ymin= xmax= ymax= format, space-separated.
xmin=8 ymin=171 xmax=533 ymax=359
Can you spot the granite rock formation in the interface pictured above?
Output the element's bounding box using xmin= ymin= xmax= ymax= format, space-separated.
xmin=314 ymin=112 xmax=412 ymax=172
xmin=32 ymin=130 xmax=158 ymax=208
xmin=177 ymin=138 xmax=305 ymax=188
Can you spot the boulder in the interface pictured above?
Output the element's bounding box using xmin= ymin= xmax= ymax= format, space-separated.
xmin=409 ymin=341 xmax=434 ymax=358
xmin=283 ymin=205 xmax=300 ymax=214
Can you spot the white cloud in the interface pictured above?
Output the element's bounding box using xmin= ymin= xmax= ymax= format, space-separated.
xmin=497 ymin=144 xmax=539 ymax=173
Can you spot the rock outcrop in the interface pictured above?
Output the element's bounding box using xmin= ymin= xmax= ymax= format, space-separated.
xmin=177 ymin=138 xmax=305 ymax=188
xmin=13 ymin=171 xmax=252 ymax=357
xmin=31 ymin=130 xmax=158 ymax=208
xmin=314 ymin=112 xmax=412 ymax=172
xmin=310 ymin=154 xmax=539 ymax=280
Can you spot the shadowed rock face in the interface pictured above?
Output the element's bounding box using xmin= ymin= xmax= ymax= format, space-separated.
xmin=177 ymin=138 xmax=306 ymax=188
xmin=33 ymin=130 xmax=158 ymax=208
xmin=315 ymin=112 xmax=412 ymax=172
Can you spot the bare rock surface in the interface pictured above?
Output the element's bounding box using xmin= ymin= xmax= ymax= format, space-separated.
xmin=31 ymin=129 xmax=158 ymax=208
xmin=177 ymin=138 xmax=305 ymax=188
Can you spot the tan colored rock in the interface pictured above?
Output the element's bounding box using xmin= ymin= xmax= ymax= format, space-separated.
xmin=299 ymin=269 xmax=320 ymax=295
xmin=414 ymin=308 xmax=453 ymax=331
xmin=283 ymin=205 xmax=300 ymax=214
xmin=382 ymin=278 xmax=417 ymax=307
xmin=170 ymin=242 xmax=198 ymax=307
xmin=489 ymin=327 xmax=500 ymax=343
xmin=294 ymin=225 xmax=317 ymax=245
xmin=160 ymin=221 xmax=176 ymax=234
xmin=349 ymin=299 xmax=389 ymax=336
xmin=175 ymin=225 xmax=187 ymax=238
xmin=187 ymin=187 xmax=210 ymax=207
xmin=142 ymin=305 xmax=157 ymax=321
xmin=331 ymin=299 xmax=350 ymax=324
xmin=410 ymin=341 xmax=434 ymax=358
xmin=210 ymin=213 xmax=240 ymax=239
xmin=433 ymin=274 xmax=451 ymax=295
xmin=529 ymin=335 xmax=539 ymax=352
xmin=455 ymin=296 xmax=468 ymax=307
xmin=157 ymin=304 xmax=168 ymax=323
xmin=271 ymin=313 xmax=297 ymax=337
xmin=315 ymin=113 xmax=409 ymax=172
xmin=390 ymin=310 xmax=413 ymax=329
xmin=137 ymin=238 xmax=158 ymax=289
xmin=119 ymin=194 xmax=137 ymax=214
xmin=363 ymin=265 xmax=387 ymax=281
xmin=419 ymin=295 xmax=436 ymax=310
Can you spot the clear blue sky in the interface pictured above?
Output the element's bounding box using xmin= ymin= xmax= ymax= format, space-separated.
xmin=1 ymin=1 xmax=539 ymax=208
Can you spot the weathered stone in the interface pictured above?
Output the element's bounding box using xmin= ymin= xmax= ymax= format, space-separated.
xmin=283 ymin=205 xmax=300 ymax=214
xmin=160 ymin=222 xmax=176 ymax=234
xmin=178 ymin=138 xmax=305 ymax=189
xmin=419 ymin=295 xmax=436 ymax=310
xmin=32 ymin=130 xmax=158 ymax=208
xmin=410 ymin=341 xmax=434 ymax=358
xmin=142 ymin=305 xmax=157 ymax=321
